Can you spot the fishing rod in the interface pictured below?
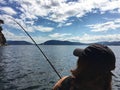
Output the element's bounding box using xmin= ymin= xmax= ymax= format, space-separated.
xmin=9 ymin=17 xmax=62 ymax=79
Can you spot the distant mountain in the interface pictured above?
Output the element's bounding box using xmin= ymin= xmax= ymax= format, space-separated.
xmin=97 ymin=41 xmax=120 ymax=46
xmin=40 ymin=40 xmax=120 ymax=45
xmin=6 ymin=40 xmax=120 ymax=45
xmin=40 ymin=40 xmax=87 ymax=45
xmin=7 ymin=40 xmax=33 ymax=45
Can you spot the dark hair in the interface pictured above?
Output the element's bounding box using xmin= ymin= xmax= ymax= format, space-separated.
xmin=70 ymin=57 xmax=113 ymax=90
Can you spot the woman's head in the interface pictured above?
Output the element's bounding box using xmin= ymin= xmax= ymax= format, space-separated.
xmin=72 ymin=44 xmax=116 ymax=77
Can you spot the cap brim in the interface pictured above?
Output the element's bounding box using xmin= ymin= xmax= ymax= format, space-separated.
xmin=73 ymin=48 xmax=84 ymax=57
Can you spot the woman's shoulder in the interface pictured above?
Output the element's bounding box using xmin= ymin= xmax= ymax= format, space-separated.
xmin=52 ymin=76 xmax=73 ymax=90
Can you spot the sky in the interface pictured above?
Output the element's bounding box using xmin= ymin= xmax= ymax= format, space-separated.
xmin=0 ymin=0 xmax=120 ymax=44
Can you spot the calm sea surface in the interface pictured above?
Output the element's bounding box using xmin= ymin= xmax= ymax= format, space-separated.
xmin=0 ymin=45 xmax=120 ymax=90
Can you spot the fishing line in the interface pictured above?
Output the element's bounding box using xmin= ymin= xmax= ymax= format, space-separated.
xmin=9 ymin=17 xmax=61 ymax=79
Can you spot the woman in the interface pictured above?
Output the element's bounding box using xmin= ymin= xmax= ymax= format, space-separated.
xmin=53 ymin=44 xmax=116 ymax=90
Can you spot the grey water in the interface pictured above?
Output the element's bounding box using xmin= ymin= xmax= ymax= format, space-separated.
xmin=0 ymin=45 xmax=120 ymax=90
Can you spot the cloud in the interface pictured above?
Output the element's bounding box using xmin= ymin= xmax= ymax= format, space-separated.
xmin=15 ymin=25 xmax=54 ymax=33
xmin=20 ymin=13 xmax=38 ymax=21
xmin=65 ymin=22 xmax=72 ymax=26
xmin=46 ymin=1 xmax=88 ymax=22
xmin=49 ymin=33 xmax=71 ymax=38
xmin=3 ymin=30 xmax=50 ymax=44
xmin=45 ymin=0 xmax=120 ymax=23
xmin=57 ymin=22 xmax=72 ymax=27
xmin=3 ymin=29 xmax=120 ymax=43
xmin=18 ymin=0 xmax=50 ymax=19
xmin=99 ymin=0 xmax=120 ymax=13
xmin=65 ymin=33 xmax=120 ymax=43
xmin=87 ymin=19 xmax=120 ymax=32
xmin=3 ymin=29 xmax=15 ymax=37
xmin=3 ymin=30 xmax=28 ymax=41
xmin=0 ymin=15 xmax=23 ymax=30
xmin=34 ymin=26 xmax=54 ymax=32
xmin=0 ymin=0 xmax=7 ymax=4
xmin=0 ymin=7 xmax=17 ymax=15
xmin=1 ymin=0 xmax=120 ymax=24
xmin=0 ymin=14 xmax=54 ymax=33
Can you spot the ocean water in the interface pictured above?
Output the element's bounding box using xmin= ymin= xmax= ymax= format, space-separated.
xmin=0 ymin=45 xmax=120 ymax=90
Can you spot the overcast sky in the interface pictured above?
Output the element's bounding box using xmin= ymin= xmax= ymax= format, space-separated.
xmin=0 ymin=0 xmax=120 ymax=43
